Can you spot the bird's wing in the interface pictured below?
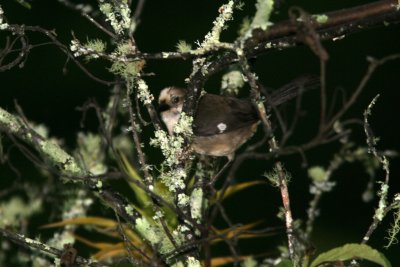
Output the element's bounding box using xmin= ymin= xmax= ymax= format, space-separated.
xmin=193 ymin=94 xmax=258 ymax=136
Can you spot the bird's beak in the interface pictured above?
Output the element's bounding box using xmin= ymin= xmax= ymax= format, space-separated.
xmin=158 ymin=103 xmax=170 ymax=112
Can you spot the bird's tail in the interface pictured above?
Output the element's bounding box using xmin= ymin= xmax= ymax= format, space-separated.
xmin=266 ymin=75 xmax=320 ymax=107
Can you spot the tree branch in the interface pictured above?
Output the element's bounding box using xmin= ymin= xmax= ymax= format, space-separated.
xmin=0 ymin=228 xmax=108 ymax=267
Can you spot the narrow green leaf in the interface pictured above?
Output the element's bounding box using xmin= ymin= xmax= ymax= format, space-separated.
xmin=14 ymin=0 xmax=32 ymax=9
xmin=120 ymin=152 xmax=176 ymax=226
xmin=310 ymin=243 xmax=391 ymax=267
xmin=41 ymin=216 xmax=117 ymax=228
xmin=119 ymin=152 xmax=153 ymax=209
xmin=211 ymin=181 xmax=265 ymax=204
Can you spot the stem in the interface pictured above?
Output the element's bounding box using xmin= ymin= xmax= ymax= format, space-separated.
xmin=237 ymin=49 xmax=297 ymax=264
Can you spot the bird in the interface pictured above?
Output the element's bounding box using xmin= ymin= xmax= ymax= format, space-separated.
xmin=158 ymin=77 xmax=318 ymax=161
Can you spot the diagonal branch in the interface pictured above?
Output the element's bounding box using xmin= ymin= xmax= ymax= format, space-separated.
xmin=0 ymin=228 xmax=108 ymax=267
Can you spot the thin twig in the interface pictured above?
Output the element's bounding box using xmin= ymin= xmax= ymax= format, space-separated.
xmin=361 ymin=95 xmax=391 ymax=244
xmin=324 ymin=54 xmax=400 ymax=133
xmin=319 ymin=60 xmax=328 ymax=131
xmin=115 ymin=213 xmax=152 ymax=266
xmin=134 ymin=0 xmax=146 ymax=22
xmin=237 ymin=49 xmax=297 ymax=263
xmin=0 ymin=228 xmax=108 ymax=267
xmin=2 ymin=24 xmax=116 ymax=86
xmin=82 ymin=13 xmax=117 ymax=39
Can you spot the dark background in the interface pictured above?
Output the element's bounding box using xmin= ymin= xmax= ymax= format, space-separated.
xmin=0 ymin=0 xmax=399 ymax=266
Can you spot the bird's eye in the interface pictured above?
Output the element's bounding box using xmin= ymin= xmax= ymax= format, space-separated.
xmin=171 ymin=96 xmax=180 ymax=104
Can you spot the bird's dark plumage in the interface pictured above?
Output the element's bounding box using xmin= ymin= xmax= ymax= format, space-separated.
xmin=193 ymin=94 xmax=259 ymax=137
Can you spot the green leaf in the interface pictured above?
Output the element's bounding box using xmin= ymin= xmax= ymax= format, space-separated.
xmin=41 ymin=216 xmax=117 ymax=228
xmin=119 ymin=152 xmax=152 ymax=209
xmin=310 ymin=243 xmax=391 ymax=267
xmin=276 ymin=259 xmax=294 ymax=267
xmin=211 ymin=221 xmax=269 ymax=244
xmin=211 ymin=181 xmax=265 ymax=204
xmin=119 ymin=152 xmax=178 ymax=227
xmin=14 ymin=0 xmax=32 ymax=9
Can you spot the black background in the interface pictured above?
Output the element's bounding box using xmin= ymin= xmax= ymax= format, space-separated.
xmin=0 ymin=0 xmax=399 ymax=266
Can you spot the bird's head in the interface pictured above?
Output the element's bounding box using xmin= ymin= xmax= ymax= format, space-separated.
xmin=158 ymin=87 xmax=187 ymax=134
xmin=158 ymin=87 xmax=186 ymax=114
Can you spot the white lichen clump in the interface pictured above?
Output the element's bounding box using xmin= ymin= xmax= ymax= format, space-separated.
xmin=39 ymin=138 xmax=83 ymax=176
xmin=221 ymin=70 xmax=245 ymax=95
xmin=76 ymin=132 xmax=107 ymax=175
xmin=150 ymin=112 xmax=193 ymax=192
xmin=243 ymin=0 xmax=274 ymax=39
xmin=150 ymin=113 xmax=193 ymax=167
xmin=313 ymin=14 xmax=329 ymax=24
xmin=200 ymin=0 xmax=235 ymax=48
xmin=0 ymin=197 xmax=42 ymax=228
xmin=159 ymin=168 xmax=187 ymax=192
xmin=151 ymin=130 xmax=183 ymax=166
xmin=99 ymin=0 xmax=131 ymax=35
xmin=62 ymin=190 xmax=93 ymax=220
xmin=177 ymin=193 xmax=190 ymax=208
xmin=253 ymin=0 xmax=275 ymax=29
xmin=186 ymin=257 xmax=202 ymax=267
xmin=135 ymin=217 xmax=161 ymax=246
xmin=173 ymin=112 xmax=193 ymax=136
xmin=150 ymin=128 xmax=188 ymax=191
xmin=190 ymin=188 xmax=204 ymax=222
xmin=375 ymin=183 xmax=389 ymax=221
xmin=308 ymin=166 xmax=327 ymax=182
xmin=135 ymin=217 xmax=175 ymax=255
xmin=70 ymin=39 xmax=104 ymax=59
xmin=176 ymin=40 xmax=192 ymax=53
xmin=308 ymin=166 xmax=336 ymax=194
xmin=46 ymin=190 xmax=93 ymax=252
xmin=0 ymin=6 xmax=9 ymax=30
xmin=137 ymin=79 xmax=154 ymax=105
xmin=125 ymin=204 xmax=135 ymax=216
xmin=116 ymin=41 xmax=135 ymax=55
